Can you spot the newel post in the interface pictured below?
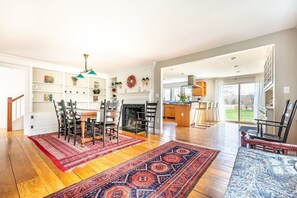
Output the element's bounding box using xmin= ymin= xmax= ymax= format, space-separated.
xmin=7 ymin=97 xmax=12 ymax=131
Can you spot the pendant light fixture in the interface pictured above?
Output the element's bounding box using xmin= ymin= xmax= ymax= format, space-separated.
xmin=76 ymin=54 xmax=97 ymax=79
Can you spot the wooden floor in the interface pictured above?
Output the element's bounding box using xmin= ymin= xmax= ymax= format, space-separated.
xmin=0 ymin=122 xmax=242 ymax=198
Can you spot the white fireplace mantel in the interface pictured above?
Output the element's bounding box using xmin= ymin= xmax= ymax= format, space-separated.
xmin=117 ymin=91 xmax=152 ymax=104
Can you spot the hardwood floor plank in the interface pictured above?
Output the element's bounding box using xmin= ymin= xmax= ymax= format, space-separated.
xmin=17 ymin=177 xmax=48 ymax=198
xmin=16 ymin=136 xmax=65 ymax=194
xmin=0 ymin=155 xmax=19 ymax=198
xmin=29 ymin=141 xmax=81 ymax=186
xmin=5 ymin=137 xmax=38 ymax=184
xmin=73 ymin=165 xmax=98 ymax=180
xmin=188 ymin=190 xmax=211 ymax=198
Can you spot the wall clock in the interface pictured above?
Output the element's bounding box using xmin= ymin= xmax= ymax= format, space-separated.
xmin=127 ymin=75 xmax=136 ymax=88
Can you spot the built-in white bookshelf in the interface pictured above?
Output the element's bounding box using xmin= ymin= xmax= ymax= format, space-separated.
xmin=32 ymin=67 xmax=107 ymax=112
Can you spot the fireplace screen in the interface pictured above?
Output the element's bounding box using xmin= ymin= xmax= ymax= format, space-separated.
xmin=122 ymin=104 xmax=145 ymax=132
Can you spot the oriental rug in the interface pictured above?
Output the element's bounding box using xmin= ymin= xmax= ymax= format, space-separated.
xmin=28 ymin=133 xmax=144 ymax=171
xmin=46 ymin=140 xmax=219 ymax=198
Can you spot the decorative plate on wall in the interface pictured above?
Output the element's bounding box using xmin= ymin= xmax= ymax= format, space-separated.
xmin=127 ymin=75 xmax=136 ymax=88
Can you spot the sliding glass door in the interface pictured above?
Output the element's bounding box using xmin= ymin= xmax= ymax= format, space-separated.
xmin=224 ymin=83 xmax=255 ymax=123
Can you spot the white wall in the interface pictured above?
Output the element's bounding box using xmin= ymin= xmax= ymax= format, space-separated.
xmin=0 ymin=66 xmax=25 ymax=128
xmin=112 ymin=65 xmax=155 ymax=104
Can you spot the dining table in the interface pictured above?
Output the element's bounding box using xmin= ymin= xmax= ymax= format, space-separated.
xmin=76 ymin=108 xmax=102 ymax=147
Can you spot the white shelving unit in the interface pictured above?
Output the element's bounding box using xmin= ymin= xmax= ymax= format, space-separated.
xmin=32 ymin=68 xmax=63 ymax=112
xmin=32 ymin=68 xmax=107 ymax=112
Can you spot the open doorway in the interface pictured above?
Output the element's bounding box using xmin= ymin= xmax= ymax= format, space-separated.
xmin=161 ymin=44 xmax=273 ymax=128
xmin=0 ymin=66 xmax=26 ymax=131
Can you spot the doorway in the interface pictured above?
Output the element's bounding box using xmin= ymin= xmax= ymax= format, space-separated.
xmin=0 ymin=66 xmax=26 ymax=130
xmin=223 ymin=83 xmax=256 ymax=123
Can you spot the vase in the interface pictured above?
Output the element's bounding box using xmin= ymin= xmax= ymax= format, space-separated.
xmin=93 ymin=89 xmax=100 ymax=94
xmin=181 ymin=97 xmax=186 ymax=104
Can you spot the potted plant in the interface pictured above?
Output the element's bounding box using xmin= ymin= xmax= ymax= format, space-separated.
xmin=177 ymin=93 xmax=190 ymax=104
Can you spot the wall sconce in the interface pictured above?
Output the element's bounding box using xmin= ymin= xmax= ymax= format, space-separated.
xmin=142 ymin=77 xmax=150 ymax=86
xmin=145 ymin=77 xmax=150 ymax=85
xmin=142 ymin=78 xmax=146 ymax=86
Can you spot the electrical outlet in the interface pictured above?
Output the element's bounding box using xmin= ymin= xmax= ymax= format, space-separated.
xmin=284 ymin=86 xmax=290 ymax=94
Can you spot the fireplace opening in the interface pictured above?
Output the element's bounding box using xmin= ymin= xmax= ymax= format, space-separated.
xmin=122 ymin=104 xmax=145 ymax=132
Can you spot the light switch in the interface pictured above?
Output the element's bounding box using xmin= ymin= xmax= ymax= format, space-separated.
xmin=284 ymin=86 xmax=290 ymax=94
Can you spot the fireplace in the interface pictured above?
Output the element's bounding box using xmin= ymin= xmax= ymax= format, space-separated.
xmin=122 ymin=104 xmax=145 ymax=132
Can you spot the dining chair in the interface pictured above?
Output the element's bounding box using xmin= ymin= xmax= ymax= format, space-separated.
xmin=66 ymin=99 xmax=84 ymax=146
xmin=65 ymin=100 xmax=81 ymax=121
xmin=91 ymin=99 xmax=123 ymax=146
xmin=53 ymin=99 xmax=67 ymax=139
xmin=248 ymin=99 xmax=297 ymax=143
xmin=135 ymin=101 xmax=158 ymax=137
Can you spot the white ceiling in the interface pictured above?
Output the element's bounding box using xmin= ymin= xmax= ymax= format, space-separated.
xmin=0 ymin=0 xmax=296 ymax=74
xmin=162 ymin=45 xmax=271 ymax=84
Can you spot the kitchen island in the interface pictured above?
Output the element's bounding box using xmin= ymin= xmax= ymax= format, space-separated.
xmin=164 ymin=102 xmax=200 ymax=127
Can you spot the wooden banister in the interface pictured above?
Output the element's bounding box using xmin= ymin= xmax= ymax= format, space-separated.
xmin=12 ymin=94 xmax=24 ymax=102
xmin=7 ymin=94 xmax=24 ymax=131
xmin=7 ymin=97 xmax=12 ymax=131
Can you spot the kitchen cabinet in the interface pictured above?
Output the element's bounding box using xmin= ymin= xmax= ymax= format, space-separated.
xmin=192 ymin=81 xmax=207 ymax=96
xmin=164 ymin=104 xmax=175 ymax=118
xmin=175 ymin=105 xmax=191 ymax=127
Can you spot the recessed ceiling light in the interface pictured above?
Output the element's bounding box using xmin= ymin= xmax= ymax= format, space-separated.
xmin=234 ymin=65 xmax=239 ymax=68
xmin=231 ymin=57 xmax=237 ymax=60
xmin=236 ymin=71 xmax=240 ymax=73
xmin=170 ymin=68 xmax=174 ymax=71
xmin=181 ymin=73 xmax=184 ymax=75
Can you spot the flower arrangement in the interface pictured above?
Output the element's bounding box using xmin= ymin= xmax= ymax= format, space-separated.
xmin=177 ymin=92 xmax=190 ymax=103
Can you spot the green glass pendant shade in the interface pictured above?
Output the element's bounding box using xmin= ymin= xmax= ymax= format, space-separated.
xmin=88 ymin=69 xmax=97 ymax=75
xmin=76 ymin=73 xmax=85 ymax=79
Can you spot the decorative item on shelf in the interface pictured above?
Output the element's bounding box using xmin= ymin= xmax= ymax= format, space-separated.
xmin=43 ymin=94 xmax=53 ymax=101
xmin=112 ymin=87 xmax=117 ymax=93
xmin=71 ymin=76 xmax=78 ymax=86
xmin=127 ymin=75 xmax=136 ymax=88
xmin=177 ymin=92 xmax=190 ymax=104
xmin=93 ymin=81 xmax=100 ymax=94
xmin=76 ymin=54 xmax=97 ymax=79
xmin=93 ymin=96 xmax=98 ymax=102
xmin=32 ymin=83 xmax=38 ymax=89
xmin=44 ymin=75 xmax=54 ymax=83
xmin=93 ymin=88 xmax=100 ymax=94
xmin=115 ymin=82 xmax=122 ymax=89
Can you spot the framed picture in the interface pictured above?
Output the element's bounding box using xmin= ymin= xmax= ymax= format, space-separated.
xmin=44 ymin=75 xmax=54 ymax=83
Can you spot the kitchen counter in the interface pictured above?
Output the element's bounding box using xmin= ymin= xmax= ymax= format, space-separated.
xmin=164 ymin=102 xmax=200 ymax=127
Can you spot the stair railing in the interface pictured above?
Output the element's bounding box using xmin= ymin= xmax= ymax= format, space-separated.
xmin=7 ymin=94 xmax=24 ymax=131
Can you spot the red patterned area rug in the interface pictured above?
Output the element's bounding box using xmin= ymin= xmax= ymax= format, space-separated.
xmin=28 ymin=133 xmax=144 ymax=171
xmin=46 ymin=140 xmax=219 ymax=198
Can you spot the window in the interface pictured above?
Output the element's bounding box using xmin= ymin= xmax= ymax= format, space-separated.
xmin=163 ymin=88 xmax=171 ymax=101
xmin=183 ymin=87 xmax=192 ymax=100
xmin=172 ymin=88 xmax=181 ymax=101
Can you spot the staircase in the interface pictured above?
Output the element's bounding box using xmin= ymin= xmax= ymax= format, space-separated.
xmin=7 ymin=94 xmax=24 ymax=131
